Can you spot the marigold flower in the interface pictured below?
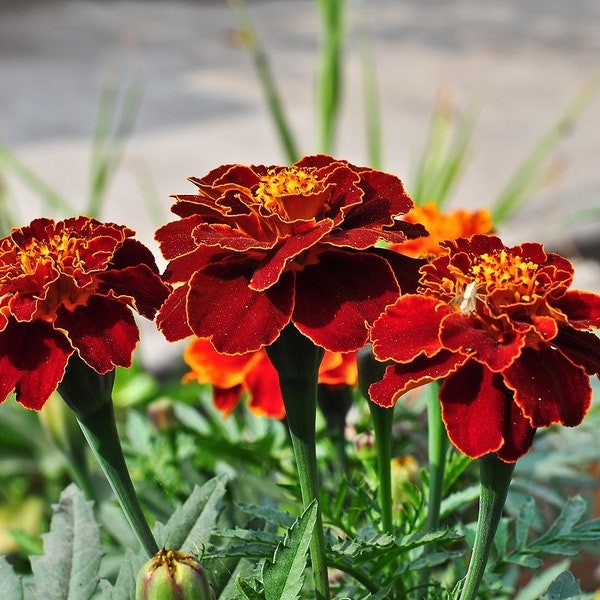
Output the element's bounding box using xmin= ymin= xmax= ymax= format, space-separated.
xmin=0 ymin=216 xmax=170 ymax=411
xmin=369 ymin=234 xmax=600 ymax=462
xmin=389 ymin=202 xmax=493 ymax=258
xmin=156 ymin=155 xmax=426 ymax=354
xmin=183 ymin=337 xmax=357 ymax=419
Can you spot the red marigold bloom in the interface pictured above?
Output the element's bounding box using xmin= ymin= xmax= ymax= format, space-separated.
xmin=389 ymin=203 xmax=493 ymax=258
xmin=183 ymin=337 xmax=357 ymax=419
xmin=156 ymin=155 xmax=426 ymax=354
xmin=369 ymin=234 xmax=600 ymax=462
xmin=0 ymin=216 xmax=170 ymax=411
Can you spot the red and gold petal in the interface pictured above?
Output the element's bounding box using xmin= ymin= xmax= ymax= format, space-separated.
xmin=319 ymin=351 xmax=357 ymax=387
xmin=96 ymin=264 xmax=170 ymax=320
xmin=494 ymin=401 xmax=537 ymax=463
xmin=110 ymin=238 xmax=161 ymax=273
xmin=552 ymin=328 xmax=600 ymax=375
xmin=441 ymin=233 xmax=506 ymax=256
xmin=155 ymin=215 xmax=206 ymax=262
xmin=369 ymin=350 xmax=468 ymax=408
xmin=55 ymin=296 xmax=139 ymax=374
xmin=293 ymin=250 xmax=400 ymax=352
xmin=186 ymin=261 xmax=294 ymax=354
xmin=503 ymin=345 xmax=592 ymax=428
xmin=213 ymin=386 xmax=245 ymax=418
xmin=244 ymin=353 xmax=286 ymax=419
xmin=183 ymin=338 xmax=259 ymax=388
xmin=0 ymin=319 xmax=73 ymax=410
xmin=249 ymin=221 xmax=334 ymax=292
xmin=440 ymin=312 xmax=525 ymax=372
xmin=371 ymin=295 xmax=447 ymax=363
xmin=192 ymin=223 xmax=274 ymax=252
xmin=156 ymin=285 xmax=194 ymax=342
xmin=440 ymin=362 xmax=507 ymax=459
xmin=553 ymin=289 xmax=600 ymax=329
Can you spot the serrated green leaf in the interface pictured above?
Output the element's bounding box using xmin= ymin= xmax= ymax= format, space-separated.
xmin=235 ymin=502 xmax=296 ymax=529
xmin=262 ymin=500 xmax=318 ymax=600
xmin=110 ymin=549 xmax=147 ymax=600
xmin=30 ymin=485 xmax=103 ymax=600
xmin=515 ymin=497 xmax=536 ymax=550
xmin=235 ymin=574 xmax=265 ymax=600
xmin=536 ymin=496 xmax=587 ymax=543
xmin=155 ymin=475 xmax=228 ymax=552
xmin=0 ymin=556 xmax=22 ymax=600
xmin=541 ymin=568 xmax=581 ymax=600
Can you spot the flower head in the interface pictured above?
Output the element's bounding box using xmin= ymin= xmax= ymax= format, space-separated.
xmin=389 ymin=202 xmax=493 ymax=259
xmin=0 ymin=216 xmax=170 ymax=410
xmin=369 ymin=234 xmax=600 ymax=462
xmin=156 ymin=155 xmax=425 ymax=354
xmin=183 ymin=337 xmax=357 ymax=419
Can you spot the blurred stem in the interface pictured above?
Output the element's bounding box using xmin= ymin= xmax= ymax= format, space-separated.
xmin=368 ymin=401 xmax=394 ymax=532
xmin=75 ymin=401 xmax=159 ymax=558
xmin=316 ymin=0 xmax=345 ymax=154
xmin=229 ymin=0 xmax=300 ymax=163
xmin=266 ymin=326 xmax=329 ymax=600
xmin=426 ymin=380 xmax=447 ymax=532
xmin=459 ymin=454 xmax=515 ymax=600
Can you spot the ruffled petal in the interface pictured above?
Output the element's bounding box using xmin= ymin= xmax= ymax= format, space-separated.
xmin=0 ymin=319 xmax=72 ymax=410
xmin=56 ymin=296 xmax=139 ymax=373
xmin=293 ymin=250 xmax=400 ymax=352
xmin=186 ymin=261 xmax=294 ymax=354
xmin=156 ymin=285 xmax=194 ymax=342
xmin=503 ymin=346 xmax=592 ymax=428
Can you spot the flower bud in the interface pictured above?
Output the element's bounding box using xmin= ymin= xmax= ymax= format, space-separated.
xmin=136 ymin=548 xmax=215 ymax=600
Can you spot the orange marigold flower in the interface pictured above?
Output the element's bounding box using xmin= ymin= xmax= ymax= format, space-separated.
xmin=369 ymin=234 xmax=600 ymax=462
xmin=389 ymin=202 xmax=493 ymax=258
xmin=156 ymin=155 xmax=426 ymax=354
xmin=0 ymin=216 xmax=170 ymax=410
xmin=183 ymin=337 xmax=357 ymax=419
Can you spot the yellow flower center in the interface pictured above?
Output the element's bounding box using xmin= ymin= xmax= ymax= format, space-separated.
xmin=17 ymin=232 xmax=82 ymax=275
xmin=470 ymin=250 xmax=539 ymax=303
xmin=254 ymin=167 xmax=324 ymax=218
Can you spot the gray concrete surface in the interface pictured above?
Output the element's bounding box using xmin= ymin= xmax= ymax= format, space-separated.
xmin=1 ymin=0 xmax=599 ymax=364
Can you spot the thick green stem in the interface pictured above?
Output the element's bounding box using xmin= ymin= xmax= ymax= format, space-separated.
xmin=459 ymin=454 xmax=515 ymax=600
xmin=267 ymin=326 xmax=329 ymax=600
xmin=426 ymin=380 xmax=447 ymax=532
xmin=57 ymin=355 xmax=159 ymax=558
xmin=76 ymin=401 xmax=159 ymax=557
xmin=368 ymin=401 xmax=394 ymax=532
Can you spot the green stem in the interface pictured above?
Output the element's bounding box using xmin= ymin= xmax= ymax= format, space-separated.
xmin=459 ymin=454 xmax=515 ymax=600
xmin=266 ymin=326 xmax=329 ymax=599
xmin=76 ymin=400 xmax=159 ymax=557
xmin=368 ymin=401 xmax=394 ymax=532
xmin=426 ymin=380 xmax=447 ymax=532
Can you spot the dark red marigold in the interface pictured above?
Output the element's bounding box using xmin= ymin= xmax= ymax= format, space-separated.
xmin=369 ymin=234 xmax=600 ymax=462
xmin=156 ymin=155 xmax=425 ymax=354
xmin=0 ymin=216 xmax=170 ymax=410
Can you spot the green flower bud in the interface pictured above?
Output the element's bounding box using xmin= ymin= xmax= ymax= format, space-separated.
xmin=136 ymin=548 xmax=215 ymax=600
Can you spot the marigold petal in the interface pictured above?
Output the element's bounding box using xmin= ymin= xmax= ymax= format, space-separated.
xmin=186 ymin=261 xmax=294 ymax=354
xmin=244 ymin=354 xmax=285 ymax=419
xmin=440 ymin=313 xmax=525 ymax=372
xmin=249 ymin=220 xmax=334 ymax=292
xmin=440 ymin=362 xmax=507 ymax=459
xmin=553 ymin=328 xmax=600 ymax=375
xmin=319 ymin=351 xmax=357 ymax=387
xmin=213 ymin=386 xmax=244 ymax=417
xmin=369 ymin=350 xmax=467 ymax=407
xmin=56 ymin=296 xmax=139 ymax=374
xmin=503 ymin=346 xmax=592 ymax=428
xmin=156 ymin=285 xmax=194 ymax=342
xmin=0 ymin=319 xmax=72 ymax=410
xmin=293 ymin=250 xmax=400 ymax=352
xmin=554 ymin=289 xmax=600 ymax=329
xmin=371 ymin=295 xmax=446 ymax=363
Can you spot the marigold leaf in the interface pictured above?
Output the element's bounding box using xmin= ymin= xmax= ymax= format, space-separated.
xmin=30 ymin=484 xmax=103 ymax=600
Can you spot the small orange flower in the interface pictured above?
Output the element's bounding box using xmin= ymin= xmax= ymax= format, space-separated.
xmin=389 ymin=203 xmax=493 ymax=258
xmin=183 ymin=338 xmax=356 ymax=419
xmin=0 ymin=217 xmax=169 ymax=410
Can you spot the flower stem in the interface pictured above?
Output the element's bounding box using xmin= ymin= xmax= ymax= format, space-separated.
xmin=76 ymin=401 xmax=159 ymax=557
xmin=459 ymin=454 xmax=515 ymax=600
xmin=426 ymin=380 xmax=447 ymax=532
xmin=368 ymin=401 xmax=394 ymax=532
xmin=266 ymin=325 xmax=329 ymax=600
xmin=57 ymin=354 xmax=159 ymax=558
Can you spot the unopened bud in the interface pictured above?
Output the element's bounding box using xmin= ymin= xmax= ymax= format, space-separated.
xmin=136 ymin=548 xmax=215 ymax=600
